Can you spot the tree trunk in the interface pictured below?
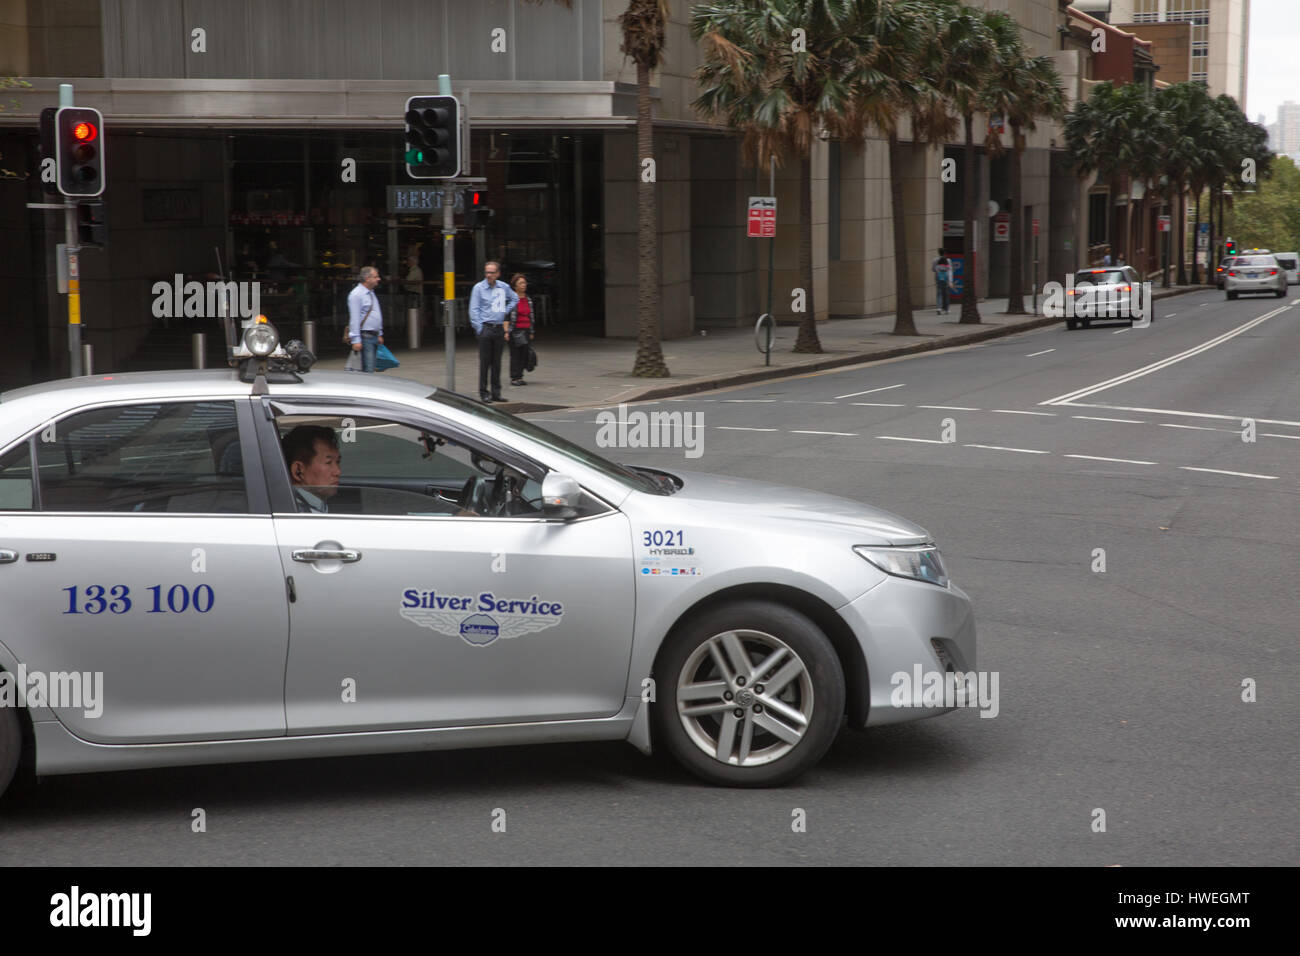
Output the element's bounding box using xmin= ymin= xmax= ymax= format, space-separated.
xmin=1191 ymin=191 xmax=1201 ymax=284
xmin=887 ymin=131 xmax=917 ymax=335
xmin=631 ymin=60 xmax=668 ymax=377
xmin=1174 ymin=179 xmax=1187 ymax=286
xmin=1161 ymin=194 xmax=1170 ymax=288
xmin=1006 ymin=129 xmax=1025 ymax=314
xmin=959 ymin=113 xmax=981 ymax=324
xmin=793 ymin=151 xmax=821 ymax=352
xmin=1207 ymin=185 xmax=1216 ymax=281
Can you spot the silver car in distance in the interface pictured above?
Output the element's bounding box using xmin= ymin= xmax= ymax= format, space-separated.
xmin=0 ymin=369 xmax=975 ymax=792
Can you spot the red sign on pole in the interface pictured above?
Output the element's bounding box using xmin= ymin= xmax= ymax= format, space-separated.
xmin=1032 ymin=217 xmax=1040 ymax=237
xmin=747 ymin=196 xmax=776 ymax=238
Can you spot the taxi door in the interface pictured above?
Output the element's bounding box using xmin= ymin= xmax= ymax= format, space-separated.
xmin=259 ymin=400 xmax=635 ymax=735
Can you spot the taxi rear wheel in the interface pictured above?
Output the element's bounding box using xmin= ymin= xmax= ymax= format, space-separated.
xmin=652 ymin=601 xmax=844 ymax=787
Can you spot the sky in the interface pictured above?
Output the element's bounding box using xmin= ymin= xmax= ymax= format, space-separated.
xmin=1245 ymin=0 xmax=1300 ymax=125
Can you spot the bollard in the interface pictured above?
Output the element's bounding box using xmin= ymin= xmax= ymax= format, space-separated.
xmin=408 ymin=308 xmax=422 ymax=350
xmin=192 ymin=332 xmax=206 ymax=369
xmin=303 ymin=320 xmax=317 ymax=356
xmin=81 ymin=343 xmax=93 ymax=376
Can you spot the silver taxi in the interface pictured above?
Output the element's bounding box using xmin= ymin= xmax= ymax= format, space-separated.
xmin=0 ymin=361 xmax=975 ymax=793
xmin=1224 ymin=254 xmax=1288 ymax=299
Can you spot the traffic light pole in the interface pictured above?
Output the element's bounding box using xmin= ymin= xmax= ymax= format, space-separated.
xmin=58 ymin=84 xmax=83 ymax=377
xmin=439 ymin=74 xmax=456 ymax=391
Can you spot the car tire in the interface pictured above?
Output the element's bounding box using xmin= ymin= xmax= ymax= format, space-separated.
xmin=1082 ymin=319 xmax=1092 ymax=328
xmin=0 ymin=696 xmax=21 ymax=802
xmin=1066 ymin=319 xmax=1078 ymax=330
xmin=651 ymin=601 xmax=845 ymax=788
xmin=1276 ymin=289 xmax=1286 ymax=298
xmin=1227 ymin=292 xmax=1237 ymax=300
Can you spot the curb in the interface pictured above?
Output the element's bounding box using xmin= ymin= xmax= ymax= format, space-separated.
xmin=491 ymin=285 xmax=1208 ymax=413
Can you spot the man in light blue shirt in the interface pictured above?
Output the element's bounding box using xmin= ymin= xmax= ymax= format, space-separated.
xmin=469 ymin=260 xmax=518 ymax=402
xmin=348 ymin=266 xmax=384 ymax=373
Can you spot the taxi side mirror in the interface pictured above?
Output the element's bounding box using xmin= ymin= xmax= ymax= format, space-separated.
xmin=541 ymin=472 xmax=580 ymax=520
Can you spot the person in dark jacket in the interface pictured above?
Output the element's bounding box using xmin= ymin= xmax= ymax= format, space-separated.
xmin=506 ymin=273 xmax=535 ymax=386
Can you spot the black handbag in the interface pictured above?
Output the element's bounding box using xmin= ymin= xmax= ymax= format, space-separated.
xmin=526 ymin=345 xmax=537 ymax=372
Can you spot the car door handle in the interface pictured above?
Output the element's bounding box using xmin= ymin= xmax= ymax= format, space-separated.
xmin=0 ymin=550 xmax=17 ymax=564
xmin=291 ymin=549 xmax=362 ymax=563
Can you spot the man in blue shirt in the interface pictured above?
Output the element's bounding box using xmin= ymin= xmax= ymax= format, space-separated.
xmin=348 ymin=266 xmax=384 ymax=373
xmin=469 ymin=260 xmax=518 ymax=402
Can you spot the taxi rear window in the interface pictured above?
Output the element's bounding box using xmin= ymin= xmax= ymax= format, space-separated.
xmin=1236 ymin=256 xmax=1275 ymax=267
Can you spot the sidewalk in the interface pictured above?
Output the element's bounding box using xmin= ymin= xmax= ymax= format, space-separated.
xmin=319 ymin=285 xmax=1205 ymax=412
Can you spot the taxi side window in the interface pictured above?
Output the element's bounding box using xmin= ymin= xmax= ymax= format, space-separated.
xmin=0 ymin=440 xmax=34 ymax=511
xmin=36 ymin=402 xmax=248 ymax=514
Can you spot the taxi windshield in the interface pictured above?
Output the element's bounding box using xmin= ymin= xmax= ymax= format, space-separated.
xmin=427 ymin=390 xmax=667 ymax=494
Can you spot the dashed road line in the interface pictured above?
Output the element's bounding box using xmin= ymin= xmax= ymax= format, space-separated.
xmin=1112 ymin=327 xmax=1132 ymax=334
xmin=1263 ymin=433 xmax=1300 ymax=440
xmin=877 ymin=436 xmax=946 ymax=444
xmin=992 ymin=409 xmax=1056 ymax=416
xmin=835 ymin=383 xmax=906 ymax=399
xmin=850 ymin=402 xmax=906 ymax=407
xmin=964 ymin=444 xmax=1050 ymax=454
xmin=1159 ymin=422 xmax=1234 ymax=433
xmin=1072 ymin=415 xmax=1144 ymax=424
xmin=1180 ymin=466 xmax=1278 ymax=480
xmin=1025 ymin=349 xmax=1056 ymax=357
xmin=916 ymin=405 xmax=980 ymax=411
xmin=1064 ymin=454 xmax=1157 ymax=465
xmin=790 ymin=430 xmax=858 ymax=436
xmin=716 ymin=426 xmax=778 ymax=432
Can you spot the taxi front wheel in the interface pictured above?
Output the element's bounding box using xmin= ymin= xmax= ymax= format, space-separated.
xmin=652 ymin=601 xmax=844 ymax=787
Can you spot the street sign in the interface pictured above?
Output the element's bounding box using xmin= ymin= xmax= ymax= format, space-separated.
xmin=993 ymin=212 xmax=1010 ymax=243
xmin=387 ymin=185 xmax=466 ymax=213
xmin=747 ymin=196 xmax=776 ymax=238
xmin=1158 ymin=215 xmax=1171 ymax=232
xmin=943 ymin=219 xmax=964 ymax=238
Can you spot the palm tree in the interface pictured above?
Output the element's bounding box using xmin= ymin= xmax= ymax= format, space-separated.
xmin=979 ymin=25 xmax=1065 ymax=313
xmin=692 ymin=0 xmax=871 ymax=353
xmin=857 ymin=0 xmax=948 ymax=336
xmin=1156 ymin=83 xmax=1210 ymax=285
xmin=927 ymin=1 xmax=996 ymax=324
xmin=620 ymin=0 xmax=672 ymax=376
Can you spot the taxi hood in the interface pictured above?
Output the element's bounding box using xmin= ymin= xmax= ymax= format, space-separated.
xmin=649 ymin=469 xmax=932 ymax=546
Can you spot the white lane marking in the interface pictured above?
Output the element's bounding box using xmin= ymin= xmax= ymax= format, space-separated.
xmin=851 ymin=402 xmax=906 ymax=407
xmin=835 ymin=383 xmax=906 ymax=399
xmin=917 ymin=405 xmax=980 ymax=410
xmin=1026 ymin=349 xmax=1056 ymax=357
xmin=722 ymin=399 xmax=777 ymax=403
xmin=1067 ymin=404 xmax=1300 ymax=428
xmin=1165 ymin=313 xmax=1177 ymax=317
xmin=964 ymin=444 xmax=1051 ymax=454
xmin=877 ymin=436 xmax=947 ymax=444
xmin=1041 ymin=305 xmax=1291 ymax=405
xmin=992 ymin=409 xmax=1057 ymax=416
xmin=1180 ymin=466 xmax=1279 ymax=480
xmin=783 ymin=400 xmax=838 ymax=404
xmin=790 ymin=430 xmax=858 ymax=436
xmin=1158 ymin=422 xmax=1234 ymax=433
xmin=1065 ymin=454 xmax=1157 ymax=465
xmin=1262 ymin=433 xmax=1300 ymax=440
xmin=1112 ymin=327 xmax=1132 ymax=334
xmin=716 ymin=426 xmax=779 ymax=432
xmin=1072 ymin=415 xmax=1144 ymax=424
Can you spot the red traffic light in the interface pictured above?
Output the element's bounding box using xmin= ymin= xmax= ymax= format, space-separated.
xmin=472 ymin=191 xmax=482 ymax=206
xmin=72 ymin=121 xmax=98 ymax=142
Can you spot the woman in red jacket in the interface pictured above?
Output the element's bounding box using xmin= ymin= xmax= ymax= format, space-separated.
xmin=505 ymin=273 xmax=535 ymax=386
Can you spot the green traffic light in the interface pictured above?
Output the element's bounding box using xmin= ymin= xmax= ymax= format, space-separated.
xmin=405 ymin=147 xmax=425 ymax=165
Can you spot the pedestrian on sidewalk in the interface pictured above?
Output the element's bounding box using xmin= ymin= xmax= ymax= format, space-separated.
xmin=506 ymin=273 xmax=535 ymax=387
xmin=346 ymin=266 xmax=384 ymax=373
xmin=469 ymin=260 xmax=517 ymax=403
xmin=932 ymin=249 xmax=953 ymax=315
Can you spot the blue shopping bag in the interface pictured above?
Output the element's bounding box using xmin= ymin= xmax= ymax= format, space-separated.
xmin=375 ymin=343 xmax=400 ymax=372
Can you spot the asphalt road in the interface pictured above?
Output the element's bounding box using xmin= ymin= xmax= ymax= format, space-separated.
xmin=3 ymin=288 xmax=1297 ymax=866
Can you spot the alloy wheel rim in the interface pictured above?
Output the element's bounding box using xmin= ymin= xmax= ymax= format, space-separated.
xmin=675 ymin=629 xmax=814 ymax=767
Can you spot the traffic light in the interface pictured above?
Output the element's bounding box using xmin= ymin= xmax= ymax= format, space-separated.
xmin=468 ymin=190 xmax=493 ymax=228
xmin=77 ymin=202 xmax=107 ymax=248
xmin=404 ymin=95 xmax=460 ymax=179
xmin=1224 ymin=237 xmax=1236 ymax=257
xmin=55 ymin=106 xmax=105 ymax=198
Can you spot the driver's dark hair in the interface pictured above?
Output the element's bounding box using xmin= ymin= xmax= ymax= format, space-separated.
xmin=282 ymin=425 xmax=339 ymax=468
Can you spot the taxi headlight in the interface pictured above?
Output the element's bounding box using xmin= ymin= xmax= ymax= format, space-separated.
xmin=244 ymin=324 xmax=279 ymax=357
xmin=854 ymin=544 xmax=949 ymax=588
